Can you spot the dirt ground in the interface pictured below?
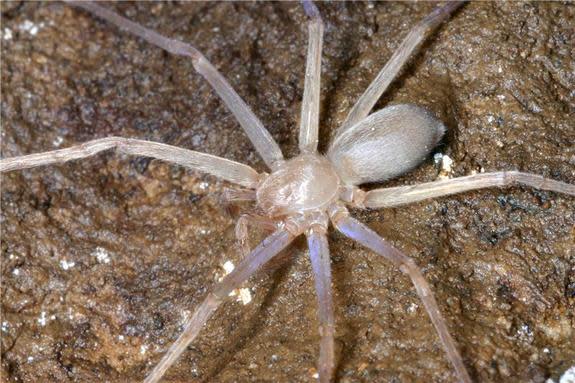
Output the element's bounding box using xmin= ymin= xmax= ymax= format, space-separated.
xmin=1 ymin=2 xmax=574 ymax=382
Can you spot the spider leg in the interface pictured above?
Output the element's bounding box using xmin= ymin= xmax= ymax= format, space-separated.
xmin=66 ymin=1 xmax=284 ymax=170
xmin=329 ymin=204 xmax=472 ymax=383
xmin=236 ymin=214 xmax=278 ymax=257
xmin=299 ymin=1 xmax=324 ymax=154
xmin=144 ymin=228 xmax=300 ymax=383
xmin=0 ymin=137 xmax=260 ymax=188
xmin=359 ymin=171 xmax=575 ymax=209
xmin=306 ymin=223 xmax=336 ymax=383
xmin=339 ymin=1 xmax=465 ymax=134
xmin=221 ymin=188 xmax=257 ymax=204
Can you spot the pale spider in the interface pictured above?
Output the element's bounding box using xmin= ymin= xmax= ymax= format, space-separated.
xmin=1 ymin=1 xmax=574 ymax=383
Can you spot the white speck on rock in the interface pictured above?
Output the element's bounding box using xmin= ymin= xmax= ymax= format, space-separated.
xmin=1 ymin=321 xmax=9 ymax=332
xmin=2 ymin=27 xmax=13 ymax=40
xmin=407 ymin=302 xmax=418 ymax=313
xmin=12 ymin=268 xmax=20 ymax=276
xmin=140 ymin=344 xmax=148 ymax=355
xmin=60 ymin=259 xmax=75 ymax=270
xmin=92 ymin=247 xmax=111 ymax=264
xmin=517 ymin=323 xmax=533 ymax=341
xmin=27 ymin=356 xmax=34 ymax=363
xmin=435 ymin=153 xmax=454 ymax=179
xmin=19 ymin=20 xmax=44 ymax=36
xmin=441 ymin=155 xmax=454 ymax=173
xmin=223 ymin=261 xmax=235 ymax=274
xmin=433 ymin=152 xmax=443 ymax=165
xmin=53 ymin=136 xmax=64 ymax=147
xmin=237 ymin=288 xmax=252 ymax=305
xmin=38 ymin=311 xmax=48 ymax=326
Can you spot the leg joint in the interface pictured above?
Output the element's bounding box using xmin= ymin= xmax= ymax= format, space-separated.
xmin=339 ymin=186 xmax=366 ymax=208
xmin=283 ymin=214 xmax=309 ymax=236
xmin=327 ymin=202 xmax=349 ymax=227
xmin=398 ymin=257 xmax=418 ymax=274
xmin=305 ymin=211 xmax=329 ymax=236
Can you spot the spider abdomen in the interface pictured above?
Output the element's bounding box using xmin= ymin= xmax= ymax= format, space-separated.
xmin=328 ymin=104 xmax=446 ymax=185
xmin=256 ymin=154 xmax=340 ymax=217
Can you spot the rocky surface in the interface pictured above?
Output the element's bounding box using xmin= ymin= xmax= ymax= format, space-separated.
xmin=1 ymin=2 xmax=574 ymax=382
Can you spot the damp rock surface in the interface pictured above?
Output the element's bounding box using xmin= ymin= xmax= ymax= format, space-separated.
xmin=1 ymin=2 xmax=574 ymax=382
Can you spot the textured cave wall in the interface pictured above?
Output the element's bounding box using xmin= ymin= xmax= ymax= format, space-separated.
xmin=1 ymin=1 xmax=574 ymax=382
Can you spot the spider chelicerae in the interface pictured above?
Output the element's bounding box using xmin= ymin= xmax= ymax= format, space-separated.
xmin=2 ymin=1 xmax=574 ymax=383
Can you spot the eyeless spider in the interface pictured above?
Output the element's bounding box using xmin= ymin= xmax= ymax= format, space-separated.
xmin=2 ymin=1 xmax=574 ymax=382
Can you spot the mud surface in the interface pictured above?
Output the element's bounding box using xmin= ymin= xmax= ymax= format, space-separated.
xmin=1 ymin=2 xmax=574 ymax=382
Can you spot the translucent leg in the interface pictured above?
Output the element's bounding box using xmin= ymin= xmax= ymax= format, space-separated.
xmin=299 ymin=1 xmax=324 ymax=154
xmin=221 ymin=188 xmax=257 ymax=204
xmin=67 ymin=1 xmax=284 ymax=169
xmin=236 ymin=214 xmax=278 ymax=257
xmin=0 ymin=137 xmax=260 ymax=188
xmin=362 ymin=171 xmax=575 ymax=208
xmin=339 ymin=1 xmax=464 ymax=134
xmin=307 ymin=226 xmax=336 ymax=383
xmin=330 ymin=205 xmax=472 ymax=383
xmin=144 ymin=228 xmax=298 ymax=383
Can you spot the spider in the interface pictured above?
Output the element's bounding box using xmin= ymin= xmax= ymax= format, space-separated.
xmin=1 ymin=1 xmax=574 ymax=382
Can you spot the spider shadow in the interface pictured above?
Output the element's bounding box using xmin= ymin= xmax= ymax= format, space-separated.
xmin=328 ymin=230 xmax=371 ymax=381
xmin=200 ymin=238 xmax=306 ymax=382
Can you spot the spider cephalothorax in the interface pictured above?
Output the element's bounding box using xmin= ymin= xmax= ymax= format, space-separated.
xmin=256 ymin=154 xmax=340 ymax=217
xmin=1 ymin=2 xmax=574 ymax=383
